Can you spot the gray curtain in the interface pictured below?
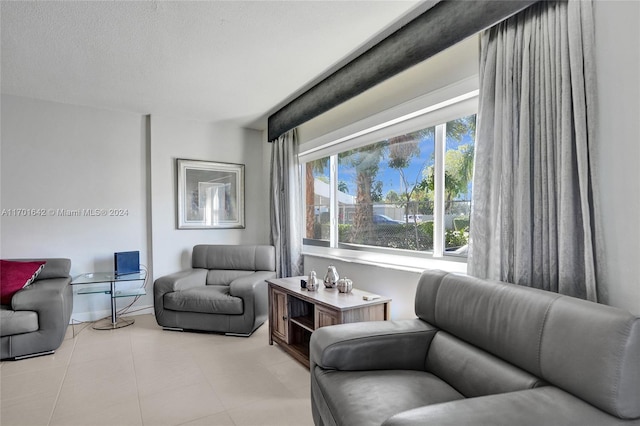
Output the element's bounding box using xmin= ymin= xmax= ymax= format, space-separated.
xmin=270 ymin=128 xmax=303 ymax=278
xmin=468 ymin=0 xmax=598 ymax=301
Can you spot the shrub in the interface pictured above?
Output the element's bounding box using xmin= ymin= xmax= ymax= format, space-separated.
xmin=445 ymin=228 xmax=469 ymax=248
xmin=320 ymin=220 xmax=442 ymax=253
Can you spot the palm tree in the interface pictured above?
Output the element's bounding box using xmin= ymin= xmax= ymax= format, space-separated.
xmin=340 ymin=143 xmax=385 ymax=244
xmin=387 ymin=129 xmax=429 ymax=249
xmin=389 ymin=116 xmax=476 ymax=248
xmin=423 ymin=143 xmax=475 ymax=211
xmin=305 ymin=159 xmax=328 ymax=238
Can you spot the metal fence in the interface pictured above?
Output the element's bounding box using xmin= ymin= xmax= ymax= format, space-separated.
xmin=311 ymin=200 xmax=471 ymax=252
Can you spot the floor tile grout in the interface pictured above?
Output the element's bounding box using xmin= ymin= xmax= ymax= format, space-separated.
xmin=47 ymin=331 xmax=77 ymax=426
xmin=2 ymin=314 xmax=313 ymax=426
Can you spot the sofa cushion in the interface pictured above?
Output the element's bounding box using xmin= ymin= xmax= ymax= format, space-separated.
xmin=0 ymin=260 xmax=46 ymax=305
xmin=382 ymin=387 xmax=629 ymax=426
xmin=163 ymin=285 xmax=243 ymax=315
xmin=0 ymin=306 xmax=38 ymax=336
xmin=315 ymin=368 xmax=464 ymax=426
xmin=426 ymin=331 xmax=546 ymax=397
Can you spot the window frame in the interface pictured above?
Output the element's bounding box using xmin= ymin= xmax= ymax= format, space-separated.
xmin=299 ymin=88 xmax=478 ymax=272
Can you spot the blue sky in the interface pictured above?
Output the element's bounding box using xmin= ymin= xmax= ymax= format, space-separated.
xmin=315 ymin=126 xmax=475 ymax=198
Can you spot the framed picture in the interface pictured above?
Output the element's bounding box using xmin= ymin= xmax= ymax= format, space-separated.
xmin=176 ymin=159 xmax=245 ymax=229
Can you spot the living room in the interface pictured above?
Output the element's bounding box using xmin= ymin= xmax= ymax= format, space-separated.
xmin=1 ymin=1 xmax=639 ymax=425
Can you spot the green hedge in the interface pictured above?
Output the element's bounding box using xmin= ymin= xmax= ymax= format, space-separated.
xmin=315 ymin=220 xmax=469 ymax=252
xmin=337 ymin=222 xmax=434 ymax=251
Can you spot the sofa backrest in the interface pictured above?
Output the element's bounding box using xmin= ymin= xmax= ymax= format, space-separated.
xmin=12 ymin=258 xmax=71 ymax=280
xmin=426 ymin=331 xmax=546 ymax=398
xmin=415 ymin=270 xmax=640 ymax=420
xmin=192 ymin=245 xmax=275 ymax=272
xmin=205 ymin=270 xmax=255 ymax=286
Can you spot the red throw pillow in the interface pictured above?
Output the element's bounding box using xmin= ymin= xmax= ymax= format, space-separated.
xmin=0 ymin=260 xmax=46 ymax=305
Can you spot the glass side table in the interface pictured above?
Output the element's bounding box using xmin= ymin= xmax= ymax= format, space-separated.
xmin=71 ymin=271 xmax=147 ymax=330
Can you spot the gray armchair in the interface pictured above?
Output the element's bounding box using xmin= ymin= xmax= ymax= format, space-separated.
xmin=154 ymin=245 xmax=276 ymax=336
xmin=1 ymin=258 xmax=73 ymax=360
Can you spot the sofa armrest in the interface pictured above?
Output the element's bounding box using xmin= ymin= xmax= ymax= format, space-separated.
xmin=223 ymin=271 xmax=274 ymax=335
xmin=381 ymin=387 xmax=633 ymax=426
xmin=11 ymin=277 xmax=71 ymax=332
xmin=153 ymin=269 xmax=207 ymax=295
xmin=229 ymin=271 xmax=276 ymax=299
xmin=310 ymin=319 xmax=437 ymax=371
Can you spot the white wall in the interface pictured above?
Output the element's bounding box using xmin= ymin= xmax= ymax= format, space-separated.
xmin=149 ymin=115 xmax=270 ymax=279
xmin=0 ymin=97 xmax=272 ymax=321
xmin=1 ymin=95 xmax=149 ymax=320
xmin=304 ymin=258 xmax=421 ymax=319
xmin=593 ymin=0 xmax=640 ymax=313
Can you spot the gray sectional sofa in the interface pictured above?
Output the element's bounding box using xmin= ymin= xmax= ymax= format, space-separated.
xmin=310 ymin=269 xmax=640 ymax=425
xmin=154 ymin=244 xmax=276 ymax=336
xmin=1 ymin=258 xmax=73 ymax=360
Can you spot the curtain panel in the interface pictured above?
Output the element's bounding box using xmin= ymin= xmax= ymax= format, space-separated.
xmin=270 ymin=128 xmax=303 ymax=278
xmin=468 ymin=0 xmax=598 ymax=301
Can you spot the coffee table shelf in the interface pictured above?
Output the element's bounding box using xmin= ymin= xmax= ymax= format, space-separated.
xmin=290 ymin=315 xmax=314 ymax=332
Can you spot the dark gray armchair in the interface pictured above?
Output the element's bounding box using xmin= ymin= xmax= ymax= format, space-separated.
xmin=153 ymin=245 xmax=276 ymax=336
xmin=1 ymin=258 xmax=73 ymax=360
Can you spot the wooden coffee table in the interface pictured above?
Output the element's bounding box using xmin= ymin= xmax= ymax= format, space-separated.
xmin=267 ymin=276 xmax=391 ymax=367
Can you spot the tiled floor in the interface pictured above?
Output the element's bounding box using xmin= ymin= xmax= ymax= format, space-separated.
xmin=0 ymin=315 xmax=314 ymax=426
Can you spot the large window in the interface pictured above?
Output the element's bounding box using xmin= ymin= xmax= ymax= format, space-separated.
xmin=303 ymin=107 xmax=476 ymax=260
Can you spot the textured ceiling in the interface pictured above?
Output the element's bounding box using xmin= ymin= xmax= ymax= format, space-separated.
xmin=1 ymin=0 xmax=420 ymax=130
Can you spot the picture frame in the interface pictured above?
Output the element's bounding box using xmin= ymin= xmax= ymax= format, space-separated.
xmin=176 ymin=159 xmax=245 ymax=229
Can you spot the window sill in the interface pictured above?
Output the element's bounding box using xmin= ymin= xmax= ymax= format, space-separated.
xmin=302 ymin=245 xmax=468 ymax=275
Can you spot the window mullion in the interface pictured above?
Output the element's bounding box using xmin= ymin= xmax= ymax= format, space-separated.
xmin=329 ymin=155 xmax=338 ymax=247
xmin=433 ymin=123 xmax=446 ymax=257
